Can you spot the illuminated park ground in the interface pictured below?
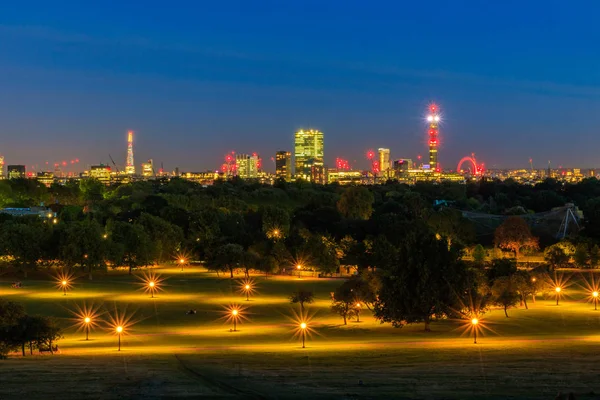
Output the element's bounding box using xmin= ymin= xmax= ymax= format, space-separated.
xmin=1 ymin=267 xmax=600 ymax=399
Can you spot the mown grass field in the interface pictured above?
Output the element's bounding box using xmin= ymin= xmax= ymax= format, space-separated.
xmin=1 ymin=267 xmax=600 ymax=399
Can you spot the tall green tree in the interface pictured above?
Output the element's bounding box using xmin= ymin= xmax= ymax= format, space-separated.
xmin=491 ymin=276 xmax=520 ymax=317
xmin=289 ymin=290 xmax=314 ymax=313
xmin=108 ymin=222 xmax=153 ymax=274
xmin=212 ymin=243 xmax=244 ymax=278
xmin=60 ymin=219 xmax=106 ymax=279
xmin=373 ymin=224 xmax=470 ymax=331
xmin=494 ymin=216 xmax=539 ymax=258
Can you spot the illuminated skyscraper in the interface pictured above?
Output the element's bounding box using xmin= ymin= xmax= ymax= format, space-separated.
xmin=0 ymin=156 xmax=4 ymax=179
xmin=426 ymin=104 xmax=440 ymax=171
xmin=275 ymin=151 xmax=292 ymax=182
xmin=378 ymin=148 xmax=390 ymax=173
xmin=7 ymin=165 xmax=25 ymax=180
xmin=236 ymin=154 xmax=259 ymax=179
xmin=294 ymin=129 xmax=324 ymax=182
xmin=142 ymin=159 xmax=154 ymax=178
xmin=125 ymin=130 xmax=135 ymax=175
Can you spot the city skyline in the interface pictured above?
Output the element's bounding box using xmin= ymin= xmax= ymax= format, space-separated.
xmin=2 ymin=2 xmax=600 ymax=170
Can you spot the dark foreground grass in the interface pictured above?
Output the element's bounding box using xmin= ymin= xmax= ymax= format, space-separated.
xmin=1 ymin=267 xmax=600 ymax=399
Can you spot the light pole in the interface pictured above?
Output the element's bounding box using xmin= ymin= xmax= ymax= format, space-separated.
xmin=232 ymin=309 xmax=239 ymax=332
xmin=116 ymin=326 xmax=123 ymax=351
xmin=62 ymin=280 xmax=68 ymax=296
xmin=471 ymin=318 xmax=479 ymax=344
xmin=244 ymin=284 xmax=251 ymax=301
xmin=179 ymin=258 xmax=186 ymax=272
xmin=84 ymin=317 xmax=91 ymax=340
xmin=555 ymin=287 xmax=561 ymax=306
xmin=594 ymin=291 xmax=599 ymax=311
xmin=300 ymin=322 xmax=307 ymax=348
xmin=355 ymin=302 xmax=362 ymax=323
xmin=149 ymin=281 xmax=156 ymax=298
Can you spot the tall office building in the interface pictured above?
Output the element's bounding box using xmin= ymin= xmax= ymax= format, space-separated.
xmin=378 ymin=148 xmax=390 ymax=172
xmin=426 ymin=104 xmax=440 ymax=171
xmin=236 ymin=154 xmax=259 ymax=179
xmin=275 ymin=151 xmax=292 ymax=182
xmin=7 ymin=165 xmax=26 ymax=180
xmin=142 ymin=159 xmax=154 ymax=178
xmin=294 ymin=129 xmax=324 ymax=182
xmin=90 ymin=164 xmax=112 ymax=184
xmin=125 ymin=130 xmax=136 ymax=175
xmin=0 ymin=156 xmax=4 ymax=179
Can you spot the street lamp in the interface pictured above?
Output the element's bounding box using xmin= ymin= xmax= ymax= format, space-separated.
xmin=231 ymin=309 xmax=239 ymax=331
xmin=355 ymin=302 xmax=362 ymax=323
xmin=300 ymin=322 xmax=307 ymax=348
xmin=593 ymin=291 xmax=599 ymax=311
xmin=148 ymin=281 xmax=156 ymax=298
xmin=62 ymin=280 xmax=68 ymax=296
xmin=555 ymin=286 xmax=562 ymax=306
xmin=179 ymin=258 xmax=186 ymax=272
xmin=471 ymin=318 xmax=478 ymax=344
xmin=244 ymin=284 xmax=251 ymax=301
xmin=116 ymin=326 xmax=123 ymax=351
xmin=84 ymin=317 xmax=91 ymax=340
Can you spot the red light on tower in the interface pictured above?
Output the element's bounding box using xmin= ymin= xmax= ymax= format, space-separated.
xmin=366 ymin=150 xmax=375 ymax=160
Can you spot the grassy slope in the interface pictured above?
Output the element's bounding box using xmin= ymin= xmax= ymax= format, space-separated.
xmin=1 ymin=267 xmax=600 ymax=399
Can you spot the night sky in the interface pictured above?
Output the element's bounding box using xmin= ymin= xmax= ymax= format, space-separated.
xmin=1 ymin=0 xmax=599 ymax=172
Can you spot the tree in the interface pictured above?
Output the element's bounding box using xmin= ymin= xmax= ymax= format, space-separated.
xmin=373 ymin=224 xmax=471 ymax=331
xmin=213 ymin=243 xmax=244 ymax=278
xmin=336 ymin=186 xmax=374 ymax=220
xmin=590 ymin=245 xmax=600 ymax=269
xmin=0 ymin=299 xmax=26 ymax=358
xmin=331 ymin=280 xmax=357 ymax=325
xmin=261 ymin=205 xmax=290 ymax=238
xmin=487 ymin=258 xmax=517 ymax=282
xmin=289 ymin=290 xmax=314 ymax=313
xmin=494 ymin=216 xmax=539 ymax=258
xmin=513 ymin=272 xmax=534 ymax=309
xmin=491 ymin=276 xmax=520 ymax=317
xmin=108 ymin=222 xmax=153 ymax=274
xmin=60 ymin=219 xmax=106 ymax=280
xmin=573 ymin=244 xmax=589 ymax=268
xmin=544 ymin=244 xmax=570 ymax=271
xmin=137 ymin=213 xmax=184 ymax=263
xmin=1 ymin=220 xmax=49 ymax=278
xmin=427 ymin=208 xmax=475 ymax=247
xmin=472 ymin=244 xmax=486 ymax=266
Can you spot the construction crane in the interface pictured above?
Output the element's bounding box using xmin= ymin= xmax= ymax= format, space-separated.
xmin=109 ymin=154 xmax=120 ymax=173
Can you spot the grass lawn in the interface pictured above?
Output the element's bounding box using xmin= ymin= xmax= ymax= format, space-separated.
xmin=1 ymin=267 xmax=600 ymax=399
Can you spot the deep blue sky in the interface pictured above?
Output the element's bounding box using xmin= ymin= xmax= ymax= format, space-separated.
xmin=1 ymin=0 xmax=599 ymax=172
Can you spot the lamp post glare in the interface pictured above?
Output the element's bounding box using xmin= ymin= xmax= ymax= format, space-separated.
xmin=471 ymin=318 xmax=478 ymax=344
xmin=245 ymin=284 xmax=251 ymax=301
xmin=232 ymin=309 xmax=239 ymax=331
xmin=355 ymin=302 xmax=362 ymax=323
xmin=594 ymin=291 xmax=599 ymax=311
xmin=300 ymin=322 xmax=307 ymax=348
xmin=149 ymin=281 xmax=156 ymax=298
xmin=62 ymin=280 xmax=68 ymax=296
xmin=84 ymin=317 xmax=91 ymax=340
xmin=116 ymin=326 xmax=123 ymax=351
xmin=555 ymin=287 xmax=562 ymax=306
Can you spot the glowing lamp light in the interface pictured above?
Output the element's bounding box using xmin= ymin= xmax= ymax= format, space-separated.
xmin=232 ymin=309 xmax=238 ymax=316
xmin=594 ymin=291 xmax=599 ymax=298
xmin=245 ymin=284 xmax=250 ymax=290
xmin=84 ymin=317 xmax=91 ymax=324
xmin=555 ymin=287 xmax=561 ymax=293
xmin=427 ymin=115 xmax=434 ymax=122
xmin=62 ymin=280 xmax=67 ymax=286
xmin=471 ymin=318 xmax=478 ymax=325
xmin=149 ymin=281 xmax=155 ymax=288
xmin=296 ymin=265 xmax=302 ymax=270
xmin=300 ymin=322 xmax=307 ymax=330
xmin=434 ymin=115 xmax=440 ymax=122
xmin=116 ymin=326 xmax=123 ymax=333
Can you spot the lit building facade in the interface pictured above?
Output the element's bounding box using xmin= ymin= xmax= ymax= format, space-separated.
xmin=327 ymin=169 xmax=362 ymax=185
xmin=294 ymin=129 xmax=324 ymax=182
xmin=426 ymin=104 xmax=440 ymax=171
xmin=142 ymin=159 xmax=154 ymax=178
xmin=89 ymin=164 xmax=112 ymax=184
xmin=236 ymin=154 xmax=259 ymax=179
xmin=275 ymin=151 xmax=292 ymax=182
xmin=0 ymin=156 xmax=4 ymax=179
xmin=7 ymin=165 xmax=26 ymax=180
xmin=125 ymin=130 xmax=136 ymax=175
xmin=378 ymin=148 xmax=390 ymax=172
xmin=36 ymin=171 xmax=55 ymax=187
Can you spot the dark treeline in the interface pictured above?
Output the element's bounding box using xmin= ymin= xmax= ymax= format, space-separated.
xmin=2 ymin=176 xmax=600 ymax=280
